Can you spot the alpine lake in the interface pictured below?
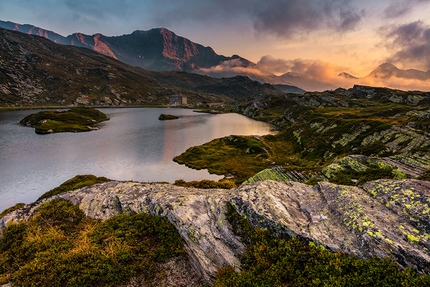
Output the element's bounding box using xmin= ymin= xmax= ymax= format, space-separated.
xmin=0 ymin=108 xmax=273 ymax=211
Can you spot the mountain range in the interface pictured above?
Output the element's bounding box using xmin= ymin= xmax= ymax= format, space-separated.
xmin=365 ymin=62 xmax=430 ymax=81
xmin=0 ymin=20 xmax=251 ymax=72
xmin=0 ymin=27 xmax=289 ymax=107
xmin=1 ymin=19 xmax=429 ymax=92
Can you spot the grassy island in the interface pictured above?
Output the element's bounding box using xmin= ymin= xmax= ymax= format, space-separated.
xmin=158 ymin=113 xmax=179 ymax=120
xmin=20 ymin=107 xmax=109 ymax=134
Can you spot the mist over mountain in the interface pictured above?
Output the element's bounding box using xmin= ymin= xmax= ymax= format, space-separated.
xmin=2 ymin=19 xmax=430 ymax=92
xmin=0 ymin=27 xmax=289 ymax=107
xmin=365 ymin=62 xmax=430 ymax=81
xmin=338 ymin=72 xmax=358 ymax=79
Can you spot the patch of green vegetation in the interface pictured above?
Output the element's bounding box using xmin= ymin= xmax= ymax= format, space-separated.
xmin=20 ymin=107 xmax=109 ymax=134
xmin=327 ymin=160 xmax=405 ymax=186
xmin=38 ymin=174 xmax=110 ymax=201
xmin=158 ymin=113 xmax=179 ymax=120
xmin=0 ymin=199 xmax=185 ymax=286
xmin=0 ymin=203 xmax=25 ymax=219
xmin=174 ymin=179 xmax=236 ymax=189
xmin=174 ymin=135 xmax=271 ymax=184
xmin=176 ymin=88 xmax=430 ymax=186
xmin=214 ymin=203 xmax=430 ymax=287
xmin=242 ymin=167 xmax=291 ymax=185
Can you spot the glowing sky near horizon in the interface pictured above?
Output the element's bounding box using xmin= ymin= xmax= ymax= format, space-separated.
xmin=1 ymin=0 xmax=430 ymax=79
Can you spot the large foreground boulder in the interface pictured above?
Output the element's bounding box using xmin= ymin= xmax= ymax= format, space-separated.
xmin=1 ymin=179 xmax=430 ymax=282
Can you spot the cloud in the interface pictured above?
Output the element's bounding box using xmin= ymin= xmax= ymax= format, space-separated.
xmin=383 ymin=0 xmax=430 ymax=18
xmin=150 ymin=0 xmax=364 ymax=38
xmin=252 ymin=0 xmax=364 ymax=37
xmin=382 ymin=21 xmax=430 ymax=70
xmin=1 ymin=0 xmax=365 ymax=38
xmin=197 ymin=55 xmax=430 ymax=92
xmin=196 ymin=55 xmax=357 ymax=91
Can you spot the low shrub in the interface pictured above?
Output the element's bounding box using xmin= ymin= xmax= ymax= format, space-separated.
xmin=174 ymin=179 xmax=236 ymax=189
xmin=0 ymin=199 xmax=185 ymax=286
xmin=38 ymin=174 xmax=110 ymax=200
xmin=0 ymin=203 xmax=25 ymax=219
xmin=214 ymin=203 xmax=430 ymax=286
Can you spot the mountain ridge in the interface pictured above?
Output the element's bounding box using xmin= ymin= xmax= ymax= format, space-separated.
xmin=0 ymin=20 xmax=251 ymax=73
xmin=3 ymin=19 xmax=430 ymax=92
xmin=365 ymin=62 xmax=430 ymax=81
xmin=0 ymin=27 xmax=288 ymax=107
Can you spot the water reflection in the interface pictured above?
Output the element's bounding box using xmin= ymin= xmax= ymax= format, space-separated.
xmin=0 ymin=108 xmax=273 ymax=210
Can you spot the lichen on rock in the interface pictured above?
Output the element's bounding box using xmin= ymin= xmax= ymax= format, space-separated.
xmin=2 ymin=178 xmax=430 ymax=282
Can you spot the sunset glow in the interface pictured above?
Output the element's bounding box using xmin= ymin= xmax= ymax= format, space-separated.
xmin=1 ymin=0 xmax=429 ymax=91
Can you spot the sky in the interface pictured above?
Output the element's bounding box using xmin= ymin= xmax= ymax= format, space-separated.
xmin=1 ymin=0 xmax=430 ymax=90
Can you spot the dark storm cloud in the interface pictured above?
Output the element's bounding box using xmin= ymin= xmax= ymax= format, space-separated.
xmin=383 ymin=21 xmax=430 ymax=70
xmin=3 ymin=0 xmax=364 ymax=37
xmin=383 ymin=0 xmax=430 ymax=18
xmin=150 ymin=0 xmax=364 ymax=38
xmin=251 ymin=0 xmax=364 ymax=37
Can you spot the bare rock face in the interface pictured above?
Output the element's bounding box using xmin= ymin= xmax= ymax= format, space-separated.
xmin=2 ymin=179 xmax=430 ymax=282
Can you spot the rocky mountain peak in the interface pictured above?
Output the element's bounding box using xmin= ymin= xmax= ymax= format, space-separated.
xmin=369 ymin=62 xmax=399 ymax=78
xmin=338 ymin=71 xmax=358 ymax=79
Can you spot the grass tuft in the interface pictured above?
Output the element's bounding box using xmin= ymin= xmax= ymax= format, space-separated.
xmin=0 ymin=199 xmax=185 ymax=286
xmin=38 ymin=174 xmax=111 ymax=201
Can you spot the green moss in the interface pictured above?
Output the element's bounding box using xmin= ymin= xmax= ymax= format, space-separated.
xmin=38 ymin=174 xmax=111 ymax=201
xmin=0 ymin=199 xmax=184 ymax=286
xmin=174 ymin=135 xmax=271 ymax=184
xmin=0 ymin=203 xmax=25 ymax=219
xmin=174 ymin=179 xmax=236 ymax=189
xmin=215 ymin=202 xmax=430 ymax=287
xmin=324 ymin=158 xmax=405 ymax=186
xmin=242 ymin=167 xmax=290 ymax=185
xmin=158 ymin=113 xmax=179 ymax=120
xmin=407 ymin=234 xmax=421 ymax=244
xmin=20 ymin=107 xmax=109 ymax=134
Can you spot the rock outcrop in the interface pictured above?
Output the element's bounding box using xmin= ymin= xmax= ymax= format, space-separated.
xmin=2 ymin=179 xmax=430 ymax=281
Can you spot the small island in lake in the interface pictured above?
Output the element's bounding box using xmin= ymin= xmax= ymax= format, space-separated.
xmin=158 ymin=113 xmax=179 ymax=120
xmin=20 ymin=107 xmax=109 ymax=134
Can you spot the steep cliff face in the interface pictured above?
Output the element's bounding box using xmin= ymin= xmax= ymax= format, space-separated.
xmin=2 ymin=180 xmax=430 ymax=282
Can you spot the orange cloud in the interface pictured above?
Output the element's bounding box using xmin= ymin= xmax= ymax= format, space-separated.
xmin=197 ymin=55 xmax=430 ymax=92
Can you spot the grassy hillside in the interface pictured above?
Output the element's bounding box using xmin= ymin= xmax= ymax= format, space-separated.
xmin=174 ymin=87 xmax=430 ymax=184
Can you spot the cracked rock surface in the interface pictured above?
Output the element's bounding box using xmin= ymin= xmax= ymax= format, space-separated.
xmin=2 ymin=179 xmax=430 ymax=282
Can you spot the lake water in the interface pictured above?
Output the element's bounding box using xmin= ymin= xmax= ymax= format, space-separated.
xmin=0 ymin=108 xmax=272 ymax=211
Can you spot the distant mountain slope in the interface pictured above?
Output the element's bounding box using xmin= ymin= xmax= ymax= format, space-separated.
xmin=365 ymin=62 xmax=430 ymax=81
xmin=155 ymin=72 xmax=283 ymax=100
xmin=0 ymin=20 xmax=310 ymax=93
xmin=0 ymin=20 xmax=65 ymax=42
xmin=338 ymin=72 xmax=358 ymax=79
xmin=0 ymin=20 xmax=252 ymax=72
xmin=273 ymin=84 xmax=306 ymax=94
xmin=1 ymin=28 xmax=289 ymax=107
xmin=0 ymin=28 xmax=159 ymax=107
xmin=0 ymin=28 xmax=235 ymax=107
